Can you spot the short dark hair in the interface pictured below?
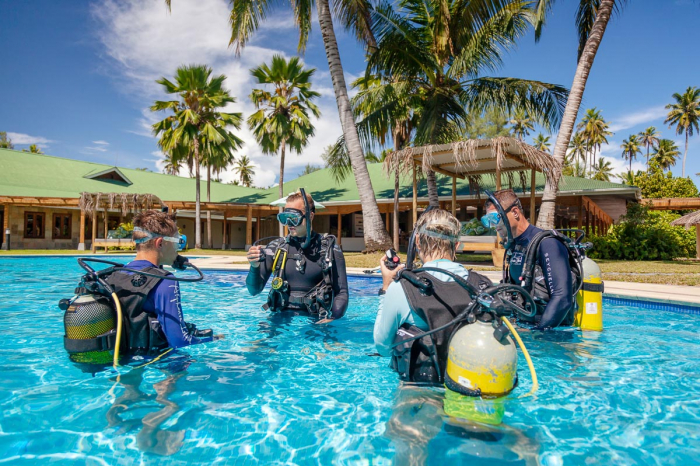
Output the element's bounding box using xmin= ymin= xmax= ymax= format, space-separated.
xmin=493 ymin=189 xmax=522 ymax=212
xmin=286 ymin=190 xmax=315 ymax=212
xmin=133 ymin=210 xmax=178 ymax=251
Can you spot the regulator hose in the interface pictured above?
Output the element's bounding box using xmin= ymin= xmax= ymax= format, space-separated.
xmin=77 ymin=257 xmax=204 ymax=282
xmin=500 ymin=317 xmax=538 ymax=396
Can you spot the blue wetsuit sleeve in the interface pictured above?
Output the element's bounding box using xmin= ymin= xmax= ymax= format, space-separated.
xmin=330 ymin=246 xmax=349 ymax=319
xmin=536 ymin=237 xmax=573 ymax=329
xmin=246 ymin=248 xmax=274 ymax=296
xmin=147 ymin=280 xmax=212 ymax=348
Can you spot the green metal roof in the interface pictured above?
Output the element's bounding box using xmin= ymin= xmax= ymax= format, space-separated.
xmin=0 ymin=148 xmax=264 ymax=202
xmin=0 ymin=148 xmax=638 ymax=206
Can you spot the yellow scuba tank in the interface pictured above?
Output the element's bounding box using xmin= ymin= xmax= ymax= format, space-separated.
xmin=574 ymin=256 xmax=604 ymax=331
xmin=445 ymin=319 xmax=518 ymax=398
xmin=62 ymin=294 xmax=116 ymax=364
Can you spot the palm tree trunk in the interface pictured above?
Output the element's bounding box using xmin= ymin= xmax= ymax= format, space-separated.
xmin=206 ymin=164 xmax=212 ymax=248
xmin=278 ymin=140 xmax=286 ymax=237
xmin=683 ymin=131 xmax=688 ymax=177
xmin=426 ymin=170 xmax=439 ymax=207
xmin=393 ymin=167 xmax=400 ymax=250
xmin=537 ymin=0 xmax=614 ymax=229
xmin=316 ymin=0 xmax=392 ymax=252
xmin=646 ymin=145 xmax=650 ymax=172
xmin=193 ymin=140 xmax=202 ymax=249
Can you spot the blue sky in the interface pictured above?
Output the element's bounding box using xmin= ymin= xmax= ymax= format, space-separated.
xmin=1 ymin=0 xmax=698 ymax=187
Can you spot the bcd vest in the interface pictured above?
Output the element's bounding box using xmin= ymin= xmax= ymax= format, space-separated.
xmin=104 ymin=266 xmax=170 ymax=353
xmin=391 ymin=270 xmax=490 ymax=384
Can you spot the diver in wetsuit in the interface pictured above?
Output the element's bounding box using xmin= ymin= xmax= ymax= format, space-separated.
xmin=245 ymin=190 xmax=349 ymax=322
xmin=483 ymin=189 xmax=575 ymax=329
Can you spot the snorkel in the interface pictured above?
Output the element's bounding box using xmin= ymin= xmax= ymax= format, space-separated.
xmin=298 ymin=188 xmax=313 ymax=249
xmin=483 ymin=190 xmax=515 ymax=250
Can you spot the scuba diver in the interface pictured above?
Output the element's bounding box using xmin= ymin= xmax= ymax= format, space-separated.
xmin=482 ymin=189 xmax=593 ymax=330
xmin=245 ymin=189 xmax=349 ymax=322
xmin=61 ymin=209 xmax=220 ymax=368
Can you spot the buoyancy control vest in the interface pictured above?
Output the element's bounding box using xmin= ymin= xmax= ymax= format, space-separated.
xmin=265 ymin=233 xmax=337 ymax=318
xmin=390 ymin=269 xmax=493 ymax=384
xmin=63 ymin=266 xmax=170 ymax=359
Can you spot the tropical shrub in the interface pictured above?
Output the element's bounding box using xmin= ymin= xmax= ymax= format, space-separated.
xmin=588 ymin=203 xmax=695 ymax=260
xmin=634 ymin=169 xmax=698 ymax=199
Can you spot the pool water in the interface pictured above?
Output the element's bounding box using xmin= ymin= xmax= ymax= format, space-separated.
xmin=1 ymin=257 xmax=699 ymax=465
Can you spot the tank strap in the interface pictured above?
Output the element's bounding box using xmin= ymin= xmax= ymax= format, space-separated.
xmin=64 ymin=329 xmax=117 ymax=353
xmin=582 ymin=282 xmax=604 ymax=292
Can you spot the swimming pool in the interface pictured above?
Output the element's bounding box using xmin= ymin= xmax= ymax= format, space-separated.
xmin=1 ymin=257 xmax=699 ymax=465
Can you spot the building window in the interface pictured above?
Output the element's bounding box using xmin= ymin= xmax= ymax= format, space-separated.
xmin=53 ymin=214 xmax=72 ymax=240
xmin=24 ymin=212 xmax=46 ymax=239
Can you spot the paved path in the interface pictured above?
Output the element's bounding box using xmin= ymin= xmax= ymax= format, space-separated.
xmin=187 ymin=256 xmax=700 ymax=307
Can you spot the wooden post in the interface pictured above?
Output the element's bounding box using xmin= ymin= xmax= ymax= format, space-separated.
xmin=451 ymin=177 xmax=457 ymax=216
xmin=91 ymin=212 xmax=97 ymax=254
xmin=412 ymin=164 xmax=418 ymax=227
xmin=245 ymin=205 xmax=253 ymax=248
xmin=695 ymin=226 xmax=699 ymax=259
xmin=495 ymin=164 xmax=502 ymax=190
xmin=256 ymin=215 xmax=261 ymax=242
xmin=222 ymin=211 xmax=228 ymax=250
xmin=1 ymin=204 xmax=9 ymax=250
xmin=585 ymin=206 xmax=590 ymax=236
xmin=337 ymin=212 xmax=342 ymax=247
xmin=530 ymin=169 xmax=536 ymax=223
xmin=78 ymin=210 xmax=86 ymax=250
xmin=577 ymin=197 xmax=583 ymax=230
xmin=103 ymin=209 xmax=108 ymax=253
xmin=385 ymin=212 xmax=390 ymax=232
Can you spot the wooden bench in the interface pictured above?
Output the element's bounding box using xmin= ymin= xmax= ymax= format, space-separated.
xmin=456 ymin=235 xmax=505 ymax=267
xmin=91 ymin=238 xmax=135 ymax=253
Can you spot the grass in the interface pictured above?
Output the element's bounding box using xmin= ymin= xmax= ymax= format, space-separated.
xmin=3 ymin=248 xmax=700 ymax=286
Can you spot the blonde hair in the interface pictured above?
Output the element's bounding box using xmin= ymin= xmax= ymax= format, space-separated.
xmin=133 ymin=210 xmax=178 ymax=251
xmin=286 ymin=190 xmax=315 ymax=211
xmin=415 ymin=209 xmax=461 ymax=259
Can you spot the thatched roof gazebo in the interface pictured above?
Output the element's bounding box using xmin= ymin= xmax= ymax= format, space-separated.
xmin=388 ymin=137 xmax=561 ymax=225
xmin=670 ymin=210 xmax=700 ymax=258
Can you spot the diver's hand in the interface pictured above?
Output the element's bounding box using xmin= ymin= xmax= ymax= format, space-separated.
xmin=315 ymin=318 xmax=334 ymax=325
xmin=213 ymin=334 xmax=225 ymax=340
xmin=247 ymin=246 xmax=263 ymax=267
xmin=380 ymin=259 xmax=405 ymax=291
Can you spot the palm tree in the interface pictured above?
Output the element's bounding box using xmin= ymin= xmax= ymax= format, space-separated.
xmin=233 ymin=155 xmax=256 ymax=187
xmin=592 ymin=157 xmax=613 ymax=182
xmin=533 ymin=134 xmax=551 ymax=153
xmin=577 ymin=108 xmax=612 ymax=173
xmin=204 ymin=139 xmax=239 ymax=247
xmin=618 ymin=170 xmax=637 ymax=186
xmin=665 ymin=86 xmax=700 ymax=177
xmin=652 ymin=139 xmax=681 ymax=172
xmin=568 ymin=131 xmax=588 ymax=168
xmin=638 ymin=126 xmax=660 ymax=172
xmin=248 ymin=55 xmax=320 ymax=236
xmin=620 ymin=134 xmax=642 ymax=172
xmin=151 ymin=65 xmax=242 ymax=249
xmin=509 ymin=110 xmax=535 ymax=141
xmin=535 ymin=0 xmax=617 ymax=229
xmin=162 ymin=152 xmax=182 ymax=175
xmin=209 ymin=0 xmax=395 ymax=251
xmin=367 ymin=0 xmax=568 ymax=206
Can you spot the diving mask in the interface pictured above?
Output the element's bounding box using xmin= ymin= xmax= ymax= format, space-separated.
xmin=133 ymin=227 xmax=186 ymax=248
xmin=277 ymin=209 xmax=304 ymax=227
xmin=481 ymin=211 xmax=501 ymax=228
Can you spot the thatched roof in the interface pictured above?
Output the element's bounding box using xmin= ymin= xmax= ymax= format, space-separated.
xmin=670 ymin=210 xmax=700 ymax=228
xmin=384 ymin=136 xmax=561 ymax=195
xmin=79 ymin=192 xmax=163 ymax=217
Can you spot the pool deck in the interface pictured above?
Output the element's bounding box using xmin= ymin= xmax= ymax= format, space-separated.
xmin=187 ymin=256 xmax=700 ymax=307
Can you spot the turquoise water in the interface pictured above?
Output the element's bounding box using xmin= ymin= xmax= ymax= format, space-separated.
xmin=1 ymin=257 xmax=699 ymax=465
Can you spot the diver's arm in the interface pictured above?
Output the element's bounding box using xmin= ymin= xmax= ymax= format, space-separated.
xmin=329 ymin=247 xmax=349 ymax=319
xmin=245 ymin=249 xmax=274 ymax=296
xmin=150 ymin=281 xmax=212 ymax=348
xmin=535 ymin=238 xmax=574 ymax=329
xmin=373 ymin=282 xmax=410 ymax=357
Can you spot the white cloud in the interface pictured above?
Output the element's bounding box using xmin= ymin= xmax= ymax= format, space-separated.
xmin=609 ymin=106 xmax=667 ymax=133
xmin=92 ymin=140 xmax=109 ymax=145
xmin=84 ymin=146 xmax=108 ymax=152
xmin=93 ymin=0 xmax=345 ymax=187
xmin=6 ymin=132 xmax=54 ymax=145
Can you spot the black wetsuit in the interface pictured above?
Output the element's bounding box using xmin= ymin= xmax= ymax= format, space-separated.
xmin=245 ymin=232 xmax=349 ymax=319
xmin=509 ymin=224 xmax=574 ymax=329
